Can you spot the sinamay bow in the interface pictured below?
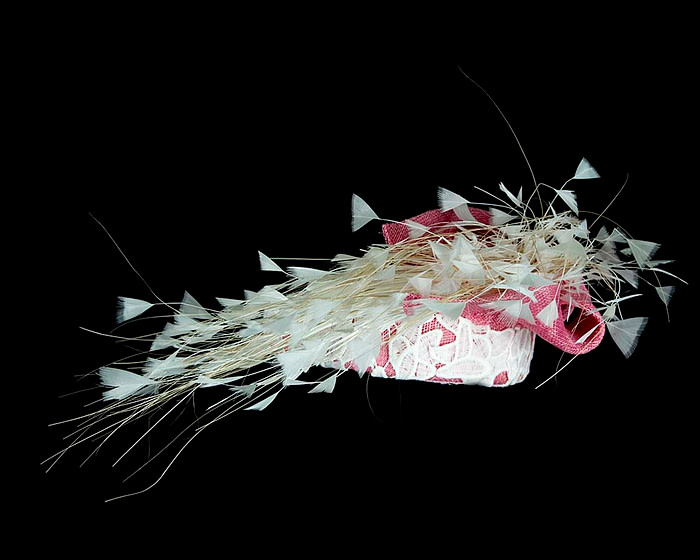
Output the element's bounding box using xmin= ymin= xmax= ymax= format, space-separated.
xmin=45 ymin=157 xmax=681 ymax=494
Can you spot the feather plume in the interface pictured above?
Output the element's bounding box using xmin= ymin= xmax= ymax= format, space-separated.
xmin=244 ymin=391 xmax=281 ymax=411
xmin=606 ymin=317 xmax=648 ymax=358
xmin=51 ymin=145 xmax=682 ymax=492
xmin=179 ymin=291 xmax=212 ymax=319
xmin=287 ymin=267 xmax=329 ymax=281
xmin=116 ymin=296 xmax=154 ymax=324
xmin=276 ymin=349 xmax=317 ymax=381
xmin=309 ymin=374 xmax=338 ymax=394
xmin=259 ymin=251 xmax=285 ymax=273
xmin=625 ymin=238 xmax=661 ymax=269
xmin=216 ymin=297 xmax=244 ymax=308
xmin=575 ymin=323 xmax=602 ymax=345
xmin=143 ymin=355 xmax=186 ymax=379
xmin=437 ymin=187 xmax=479 ymax=222
xmin=481 ymin=299 xmax=535 ymax=325
xmin=554 ymin=189 xmax=579 ymax=215
xmin=536 ymin=298 xmax=560 ymax=328
xmin=499 ymin=182 xmax=523 ymax=208
xmin=573 ymin=157 xmax=600 ymax=180
xmin=406 ymin=219 xmax=430 ymax=239
xmin=437 ymin=187 xmax=469 ymax=211
xmin=99 ymin=367 xmax=159 ymax=401
xmin=351 ymin=194 xmax=379 ymax=232
xmin=408 ymin=275 xmax=433 ymax=297
xmin=489 ymin=208 xmax=517 ymax=226
xmin=655 ymin=285 xmax=675 ymax=306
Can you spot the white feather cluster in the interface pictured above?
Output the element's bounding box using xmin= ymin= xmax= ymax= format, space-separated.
xmin=97 ymin=159 xmax=682 ymax=410
xmin=56 ymin=158 xmax=680 ymax=481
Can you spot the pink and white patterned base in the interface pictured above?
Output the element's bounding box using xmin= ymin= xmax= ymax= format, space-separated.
xmin=372 ymin=314 xmax=536 ymax=387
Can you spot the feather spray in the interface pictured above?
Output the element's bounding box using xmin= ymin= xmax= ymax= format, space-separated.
xmin=45 ymin=86 xmax=683 ymax=500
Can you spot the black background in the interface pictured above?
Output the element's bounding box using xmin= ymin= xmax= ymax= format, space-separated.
xmin=32 ymin=12 xmax=694 ymax=547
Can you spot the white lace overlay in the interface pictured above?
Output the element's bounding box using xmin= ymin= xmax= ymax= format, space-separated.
xmin=373 ymin=314 xmax=536 ymax=387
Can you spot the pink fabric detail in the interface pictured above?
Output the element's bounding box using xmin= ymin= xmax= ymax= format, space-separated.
xmin=381 ymin=208 xmax=491 ymax=245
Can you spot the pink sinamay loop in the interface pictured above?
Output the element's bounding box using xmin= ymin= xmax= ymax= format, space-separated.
xmin=355 ymin=207 xmax=606 ymax=386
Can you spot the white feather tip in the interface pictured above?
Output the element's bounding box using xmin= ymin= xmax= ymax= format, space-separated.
xmin=116 ymin=297 xmax=155 ymax=324
xmin=351 ymin=194 xmax=379 ymax=232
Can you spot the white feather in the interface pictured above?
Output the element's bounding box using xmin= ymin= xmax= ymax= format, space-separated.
xmin=489 ymin=208 xmax=516 ymax=226
xmin=603 ymin=304 xmax=617 ymax=321
xmin=606 ymin=317 xmax=648 ymax=358
xmin=246 ymin=286 xmax=288 ymax=304
xmin=244 ymin=390 xmax=281 ymax=411
xmin=196 ymin=374 xmax=245 ymax=387
xmin=116 ymin=297 xmax=154 ymax=324
xmin=99 ymin=367 xmax=158 ymax=401
xmin=571 ymin=219 xmax=589 ymax=240
xmin=310 ymin=299 xmax=338 ymax=321
xmin=482 ymin=299 xmax=535 ymax=324
xmin=453 ymin=204 xmax=479 ymax=222
xmin=575 ymin=322 xmax=602 ymax=345
xmin=301 ymin=338 xmax=332 ymax=358
xmin=499 ymin=182 xmax=523 ymax=208
xmin=616 ymin=267 xmax=639 ymax=288
xmin=164 ymin=314 xmax=199 ymax=338
xmin=453 ymin=258 xmax=486 ymax=283
xmin=352 ymin=194 xmax=379 ymax=232
xmin=309 ymin=374 xmax=338 ymax=394
xmin=150 ymin=331 xmax=175 ymax=352
xmin=216 ymin=297 xmax=245 ymax=308
xmin=625 ymin=238 xmax=661 ymax=269
xmin=555 ymin=189 xmax=579 ymax=215
xmin=366 ymin=247 xmax=389 ymax=266
xmin=408 ymin=276 xmax=433 ymax=297
xmin=437 ymin=187 xmax=468 ymax=211
xmin=536 ymin=298 xmax=560 ymax=328
xmin=374 ymin=265 xmax=396 ymax=281
xmin=432 ymin=277 xmax=461 ymax=296
xmin=231 ymin=383 xmax=257 ymax=399
xmin=429 ymin=240 xmax=452 ymax=265
xmin=437 ymin=187 xmax=479 ymax=222
xmin=275 ymin=349 xmax=316 ymax=380
xmin=655 ymin=285 xmax=675 ymax=306
xmin=179 ymin=291 xmax=212 ymax=319
xmin=419 ymin=300 xmax=466 ymax=321
xmin=287 ymin=267 xmax=329 ymax=281
xmin=595 ymin=225 xmax=610 ymax=242
xmin=144 ymin=355 xmax=187 ymax=379
xmin=265 ymin=315 xmax=293 ymax=335
xmin=406 ymin=219 xmax=429 ymax=239
xmin=258 ymin=251 xmax=285 ymax=273
xmin=573 ymin=157 xmax=600 ymax=180
xmin=348 ymin=333 xmax=381 ymax=375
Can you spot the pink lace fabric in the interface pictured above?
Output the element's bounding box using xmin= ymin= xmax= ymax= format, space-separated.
xmin=365 ymin=207 xmax=605 ymax=386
